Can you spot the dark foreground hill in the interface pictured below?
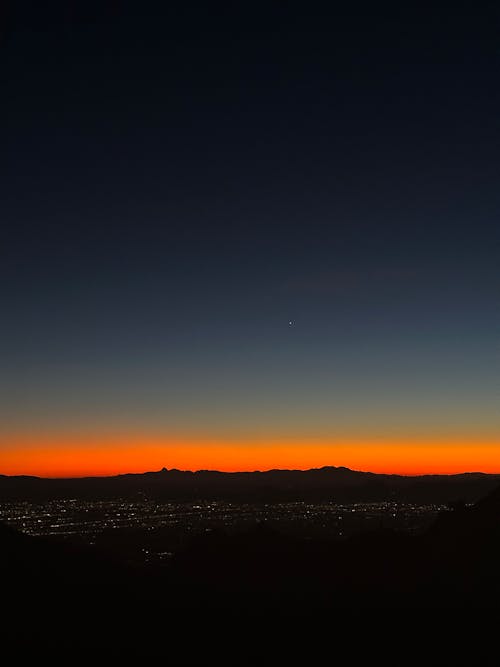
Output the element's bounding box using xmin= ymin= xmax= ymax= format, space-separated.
xmin=2 ymin=481 xmax=500 ymax=657
xmin=1 ymin=465 xmax=499 ymax=503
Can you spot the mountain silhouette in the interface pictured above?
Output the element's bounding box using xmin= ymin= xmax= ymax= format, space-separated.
xmin=1 ymin=466 xmax=499 ymax=503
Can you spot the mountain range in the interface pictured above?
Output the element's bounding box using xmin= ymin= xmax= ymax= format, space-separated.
xmin=1 ymin=465 xmax=499 ymax=503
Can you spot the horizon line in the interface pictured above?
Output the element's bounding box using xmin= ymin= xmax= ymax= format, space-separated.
xmin=2 ymin=464 xmax=499 ymax=480
xmin=2 ymin=440 xmax=499 ymax=478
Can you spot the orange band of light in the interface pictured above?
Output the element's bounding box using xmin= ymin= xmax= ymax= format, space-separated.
xmin=0 ymin=435 xmax=499 ymax=477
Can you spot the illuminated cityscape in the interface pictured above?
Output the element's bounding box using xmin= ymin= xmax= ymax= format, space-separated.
xmin=0 ymin=499 xmax=450 ymax=566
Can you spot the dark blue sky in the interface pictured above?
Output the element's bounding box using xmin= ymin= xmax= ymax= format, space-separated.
xmin=1 ymin=2 xmax=499 ymax=473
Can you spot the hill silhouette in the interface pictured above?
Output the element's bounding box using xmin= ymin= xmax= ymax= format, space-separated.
xmin=1 ymin=466 xmax=499 ymax=503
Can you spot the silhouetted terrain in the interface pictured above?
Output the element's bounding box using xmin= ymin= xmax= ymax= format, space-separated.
xmin=1 ymin=466 xmax=499 ymax=503
xmin=171 ymin=483 xmax=500 ymax=611
xmin=2 ymin=479 xmax=500 ymax=656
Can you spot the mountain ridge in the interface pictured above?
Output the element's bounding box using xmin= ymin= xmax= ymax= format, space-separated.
xmin=1 ymin=464 xmax=498 ymax=481
xmin=1 ymin=465 xmax=499 ymax=504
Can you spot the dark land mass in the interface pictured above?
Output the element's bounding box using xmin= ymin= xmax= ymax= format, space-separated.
xmin=2 ymin=475 xmax=500 ymax=658
xmin=1 ymin=466 xmax=499 ymax=504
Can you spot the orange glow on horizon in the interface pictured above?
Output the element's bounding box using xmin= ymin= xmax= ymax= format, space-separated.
xmin=1 ymin=435 xmax=499 ymax=477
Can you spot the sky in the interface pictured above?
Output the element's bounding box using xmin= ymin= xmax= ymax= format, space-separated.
xmin=1 ymin=1 xmax=499 ymax=476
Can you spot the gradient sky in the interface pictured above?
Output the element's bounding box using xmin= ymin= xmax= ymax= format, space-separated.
xmin=1 ymin=2 xmax=499 ymax=476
